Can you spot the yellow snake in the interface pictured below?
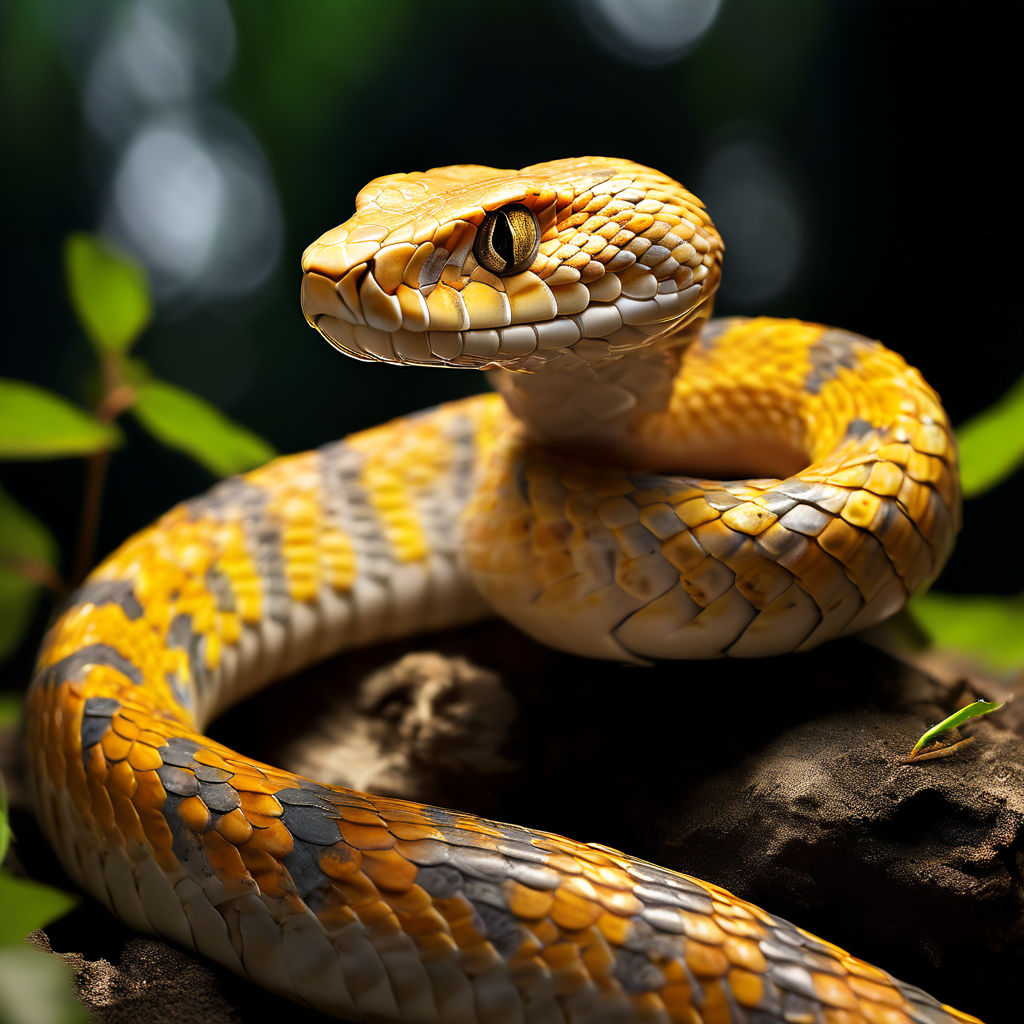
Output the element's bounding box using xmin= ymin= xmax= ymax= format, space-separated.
xmin=25 ymin=158 xmax=975 ymax=1023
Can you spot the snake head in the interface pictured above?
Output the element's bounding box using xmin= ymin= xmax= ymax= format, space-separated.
xmin=300 ymin=157 xmax=723 ymax=370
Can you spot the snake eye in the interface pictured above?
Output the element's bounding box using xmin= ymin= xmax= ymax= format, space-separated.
xmin=473 ymin=203 xmax=539 ymax=276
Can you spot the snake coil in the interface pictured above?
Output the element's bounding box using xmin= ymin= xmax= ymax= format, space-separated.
xmin=26 ymin=158 xmax=972 ymax=1023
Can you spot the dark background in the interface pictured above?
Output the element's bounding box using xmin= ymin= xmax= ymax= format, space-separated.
xmin=0 ymin=1 xmax=1018 ymax=652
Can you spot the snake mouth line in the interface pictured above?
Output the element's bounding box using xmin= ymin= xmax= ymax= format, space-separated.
xmin=309 ymin=283 xmax=707 ymax=368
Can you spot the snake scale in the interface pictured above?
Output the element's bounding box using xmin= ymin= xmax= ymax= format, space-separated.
xmin=25 ymin=158 xmax=977 ymax=1023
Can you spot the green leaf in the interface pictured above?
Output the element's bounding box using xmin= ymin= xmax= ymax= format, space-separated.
xmin=0 ymin=695 xmax=21 ymax=729
xmin=64 ymin=233 xmax=151 ymax=355
xmin=909 ymin=590 xmax=1024 ymax=672
xmin=0 ymin=945 xmax=89 ymax=1024
xmin=0 ymin=488 xmax=58 ymax=661
xmin=0 ymin=379 xmax=120 ymax=459
xmin=131 ymin=380 xmax=276 ymax=477
xmin=1 ymin=780 xmax=11 ymax=864
xmin=0 ymin=873 xmax=76 ymax=945
xmin=909 ymin=698 xmax=1005 ymax=757
xmin=956 ymin=374 xmax=1024 ymax=498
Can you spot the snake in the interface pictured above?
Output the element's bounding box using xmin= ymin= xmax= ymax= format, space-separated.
xmin=24 ymin=157 xmax=976 ymax=1023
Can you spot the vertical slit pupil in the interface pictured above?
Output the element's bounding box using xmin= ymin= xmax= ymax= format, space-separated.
xmin=492 ymin=213 xmax=514 ymax=268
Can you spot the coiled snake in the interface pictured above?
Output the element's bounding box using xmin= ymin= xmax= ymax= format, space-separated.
xmin=25 ymin=158 xmax=975 ymax=1023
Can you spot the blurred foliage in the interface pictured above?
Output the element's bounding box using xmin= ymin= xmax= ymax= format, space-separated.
xmin=0 ymin=947 xmax=88 ymax=1024
xmin=0 ymin=380 xmax=120 ymax=459
xmin=0 ymin=233 xmax=275 ymax=665
xmin=909 ymin=590 xmax=1024 ymax=674
xmin=955 ymin=373 xmax=1024 ymax=499
xmin=65 ymin=232 xmax=152 ymax=357
xmin=907 ymin=372 xmax=1024 ymax=673
xmin=132 ymin=379 xmax=275 ymax=478
xmin=0 ymin=489 xmax=57 ymax=662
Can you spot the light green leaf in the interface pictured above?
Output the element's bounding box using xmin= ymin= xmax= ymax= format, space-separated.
xmin=956 ymin=374 xmax=1024 ymax=498
xmin=131 ymin=380 xmax=276 ymax=477
xmin=0 ymin=379 xmax=120 ymax=459
xmin=64 ymin=233 xmax=151 ymax=355
xmin=909 ymin=698 xmax=1005 ymax=757
xmin=0 ymin=945 xmax=88 ymax=1024
xmin=0 ymin=488 xmax=59 ymax=661
xmin=909 ymin=590 xmax=1024 ymax=672
xmin=0 ymin=873 xmax=77 ymax=946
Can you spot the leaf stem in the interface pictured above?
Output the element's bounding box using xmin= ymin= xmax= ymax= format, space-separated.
xmin=71 ymin=360 xmax=135 ymax=586
xmin=0 ymin=555 xmax=69 ymax=598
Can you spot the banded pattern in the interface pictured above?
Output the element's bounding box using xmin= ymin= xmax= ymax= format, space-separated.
xmin=466 ymin=318 xmax=959 ymax=661
xmin=26 ymin=157 xmax=976 ymax=1023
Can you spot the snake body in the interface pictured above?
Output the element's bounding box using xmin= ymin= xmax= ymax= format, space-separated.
xmin=26 ymin=158 xmax=974 ymax=1022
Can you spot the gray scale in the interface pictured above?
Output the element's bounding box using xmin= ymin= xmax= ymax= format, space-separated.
xmin=445 ymin=844 xmax=513 ymax=882
xmin=415 ymin=864 xmax=466 ymax=899
xmin=282 ymin=839 xmax=333 ymax=902
xmin=472 ymin=902 xmax=524 ymax=959
xmin=166 ymin=614 xmax=210 ymax=698
xmin=156 ymin=736 xmax=203 ymax=768
xmin=198 ymin=781 xmax=241 ymax=814
xmin=156 ymin=763 xmax=201 ymax=798
xmin=610 ymin=948 xmax=666 ymax=994
xmin=79 ymin=696 xmax=121 ymax=766
xmin=277 ymin=801 xmax=342 ymax=845
xmin=67 ymin=579 xmax=144 ymax=620
xmin=38 ymin=644 xmax=143 ymax=691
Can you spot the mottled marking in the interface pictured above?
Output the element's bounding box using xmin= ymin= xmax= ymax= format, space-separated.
xmin=612 ymin=947 xmax=667 ymax=994
xmin=278 ymin=801 xmax=341 ymax=845
xmin=804 ymin=327 xmax=869 ymax=394
xmin=474 ymin=902 xmax=523 ymax=959
xmin=205 ymin=567 xmax=237 ymax=613
xmin=167 ymin=614 xmax=209 ymax=696
xmin=704 ymin=490 xmax=743 ymax=511
xmin=443 ymin=412 xmax=482 ymax=508
xmin=416 ymin=864 xmax=465 ymax=898
xmin=462 ymin=877 xmax=511 ymax=911
xmin=156 ymin=736 xmax=203 ymax=768
xmin=283 ymin=839 xmax=331 ymax=902
xmin=757 ymin=491 xmax=799 ymax=516
xmin=69 ymin=579 xmax=144 ymax=619
xmin=698 ymin=316 xmax=736 ymax=350
xmin=194 ymin=764 xmax=233 ymax=783
xmin=276 ymin=784 xmax=337 ymax=810
xmin=199 ymin=781 xmax=241 ymax=813
xmin=80 ymin=696 xmax=121 ymax=766
xmin=844 ymin=417 xmax=875 ymax=441
xmin=38 ymin=644 xmax=143 ymax=689
xmin=504 ymin=859 xmax=561 ymax=891
xmin=779 ymin=989 xmax=820 ymax=1022
xmin=183 ymin=475 xmax=268 ymax=522
xmin=165 ymin=672 xmax=193 ymax=711
xmin=768 ymin=961 xmax=819 ymax=999
xmin=160 ymin=792 xmax=212 ymax=869
xmin=157 ymin=763 xmax=201 ymax=797
xmin=446 ymin=845 xmax=511 ymax=881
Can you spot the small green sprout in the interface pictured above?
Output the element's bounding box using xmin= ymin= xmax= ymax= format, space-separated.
xmin=906 ymin=698 xmax=1005 ymax=761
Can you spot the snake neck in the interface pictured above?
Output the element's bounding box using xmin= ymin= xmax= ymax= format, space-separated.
xmin=489 ymin=322 xmax=704 ymax=470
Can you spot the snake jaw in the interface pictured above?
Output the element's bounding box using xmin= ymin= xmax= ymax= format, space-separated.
xmin=300 ymin=157 xmax=723 ymax=371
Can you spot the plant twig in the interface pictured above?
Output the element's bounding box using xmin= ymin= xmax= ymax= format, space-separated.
xmin=71 ymin=362 xmax=136 ymax=586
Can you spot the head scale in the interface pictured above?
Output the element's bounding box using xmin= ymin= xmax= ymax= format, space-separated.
xmin=301 ymin=157 xmax=723 ymax=371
